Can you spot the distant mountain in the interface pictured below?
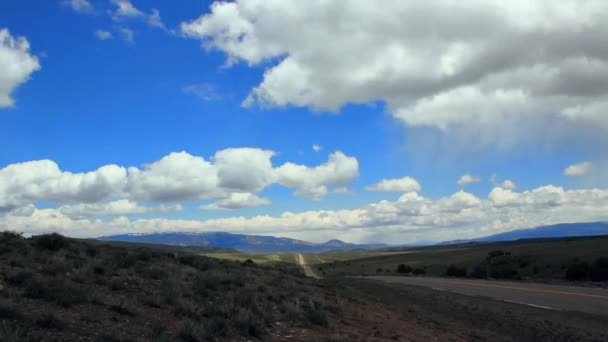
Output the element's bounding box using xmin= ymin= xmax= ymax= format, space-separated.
xmin=98 ymin=232 xmax=386 ymax=253
xmin=439 ymin=222 xmax=608 ymax=245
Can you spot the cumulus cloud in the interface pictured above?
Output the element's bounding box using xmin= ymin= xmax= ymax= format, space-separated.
xmin=58 ymin=200 xmax=182 ymax=219
xmin=181 ymin=0 xmax=608 ymax=146
xmin=111 ymin=0 xmax=144 ymax=19
xmin=201 ymin=193 xmax=270 ymax=210
xmin=366 ymin=176 xmax=421 ymax=193
xmin=95 ymin=30 xmax=113 ymax=40
xmin=4 ymin=184 xmax=608 ymax=243
xmin=0 ymin=149 xmax=358 ymax=212
xmin=0 ymin=29 xmax=40 ymax=109
xmin=457 ymin=174 xmax=481 ymax=187
xmin=63 ymin=0 xmax=93 ymax=13
xmin=312 ymin=144 xmax=322 ymax=152
xmin=0 ymin=159 xmax=127 ymax=212
xmin=564 ymin=161 xmax=593 ymax=176
xmin=275 ymin=151 xmax=359 ymax=200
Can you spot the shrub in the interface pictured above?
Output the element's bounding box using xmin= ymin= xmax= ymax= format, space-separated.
xmin=177 ymin=255 xmax=212 ymax=271
xmin=489 ymin=266 xmax=518 ymax=279
xmin=306 ymin=307 xmax=329 ymax=327
xmin=178 ymin=319 xmax=210 ymax=342
xmin=6 ymin=269 xmax=34 ymax=286
xmin=445 ymin=264 xmax=467 ymax=277
xmin=590 ymin=258 xmax=608 ymax=281
xmin=36 ymin=312 xmax=65 ymax=330
xmin=234 ymin=308 xmax=265 ymax=338
xmin=31 ymin=233 xmax=70 ymax=251
xmin=470 ymin=265 xmax=487 ymax=279
xmin=0 ymin=300 xmax=22 ymax=320
xmin=565 ymin=262 xmax=589 ymax=281
xmin=487 ymin=250 xmax=505 ymax=258
xmin=24 ymin=277 xmax=89 ymax=307
xmin=397 ymin=264 xmax=412 ymax=273
xmin=412 ymin=268 xmax=426 ymax=275
xmin=109 ymin=302 xmax=137 ymax=316
xmin=0 ymin=322 xmax=22 ymax=342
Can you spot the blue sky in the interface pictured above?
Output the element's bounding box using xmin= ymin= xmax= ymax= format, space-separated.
xmin=1 ymin=1 xmax=607 ymax=243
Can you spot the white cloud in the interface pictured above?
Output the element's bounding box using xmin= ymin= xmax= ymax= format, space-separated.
xmin=201 ymin=193 xmax=270 ymax=210
xmin=182 ymin=83 xmax=221 ymax=101
xmin=0 ymin=29 xmax=40 ymax=109
xmin=58 ymin=200 xmax=181 ymax=219
xmin=63 ymin=0 xmax=93 ymax=13
xmin=4 ymin=184 xmax=608 ymax=244
xmin=119 ymin=27 xmax=134 ymax=43
xmin=275 ymin=151 xmax=359 ymax=199
xmin=312 ymin=144 xmax=322 ymax=152
xmin=366 ymin=176 xmax=421 ymax=193
xmin=499 ymin=180 xmax=516 ymax=190
xmin=0 ymin=149 xmax=358 ymax=211
xmin=457 ymin=174 xmax=481 ymax=187
xmin=111 ymin=0 xmax=144 ymax=19
xmin=564 ymin=161 xmax=593 ymax=176
xmin=0 ymin=159 xmax=127 ymax=211
xmin=95 ymin=30 xmax=113 ymax=40
xmin=181 ymin=0 xmax=608 ymax=146
xmin=148 ymin=9 xmax=166 ymax=29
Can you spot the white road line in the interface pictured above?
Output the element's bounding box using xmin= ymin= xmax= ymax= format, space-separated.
xmin=503 ymin=299 xmax=556 ymax=310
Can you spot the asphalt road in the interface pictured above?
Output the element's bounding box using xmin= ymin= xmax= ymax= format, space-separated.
xmin=297 ymin=253 xmax=321 ymax=279
xmin=368 ymin=276 xmax=608 ymax=316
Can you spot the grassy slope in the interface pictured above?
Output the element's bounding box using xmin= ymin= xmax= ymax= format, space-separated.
xmin=314 ymin=235 xmax=608 ymax=281
xmin=0 ymin=232 xmax=335 ymax=341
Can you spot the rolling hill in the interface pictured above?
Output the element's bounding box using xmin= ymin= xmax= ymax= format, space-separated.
xmin=98 ymin=232 xmax=386 ymax=253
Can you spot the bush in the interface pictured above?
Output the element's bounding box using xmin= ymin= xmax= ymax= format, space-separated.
xmin=397 ymin=264 xmax=412 ymax=273
xmin=24 ymin=277 xmax=89 ymax=307
xmin=470 ymin=265 xmax=487 ymax=279
xmin=487 ymin=250 xmax=505 ymax=258
xmin=445 ymin=264 xmax=467 ymax=277
xmin=0 ymin=300 xmax=22 ymax=320
xmin=6 ymin=269 xmax=34 ymax=286
xmin=31 ymin=233 xmax=70 ymax=251
xmin=306 ymin=307 xmax=329 ymax=327
xmin=590 ymin=258 xmax=608 ymax=281
xmin=178 ymin=320 xmax=205 ymax=342
xmin=234 ymin=308 xmax=265 ymax=338
xmin=0 ymin=322 xmax=22 ymax=342
xmin=565 ymin=262 xmax=589 ymax=281
xmin=412 ymin=268 xmax=426 ymax=275
xmin=36 ymin=312 xmax=65 ymax=330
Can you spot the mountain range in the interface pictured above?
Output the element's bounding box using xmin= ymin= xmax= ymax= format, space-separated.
xmin=98 ymin=232 xmax=387 ymax=253
xmin=438 ymin=222 xmax=608 ymax=245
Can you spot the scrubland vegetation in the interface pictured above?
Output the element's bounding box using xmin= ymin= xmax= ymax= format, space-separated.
xmin=315 ymin=235 xmax=608 ymax=284
xmin=0 ymin=232 xmax=334 ymax=341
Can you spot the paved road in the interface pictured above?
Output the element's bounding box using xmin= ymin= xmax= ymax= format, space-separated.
xmin=296 ymin=253 xmax=321 ymax=279
xmin=368 ymin=276 xmax=608 ymax=316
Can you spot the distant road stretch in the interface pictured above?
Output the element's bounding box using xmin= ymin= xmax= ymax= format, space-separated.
xmin=368 ymin=276 xmax=608 ymax=316
xmin=297 ymin=253 xmax=321 ymax=279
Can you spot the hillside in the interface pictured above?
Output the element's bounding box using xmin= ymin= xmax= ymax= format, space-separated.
xmin=438 ymin=222 xmax=608 ymax=245
xmin=98 ymin=232 xmax=386 ymax=253
xmin=0 ymin=232 xmax=338 ymax=341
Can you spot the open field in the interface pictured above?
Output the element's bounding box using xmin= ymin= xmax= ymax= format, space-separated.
xmin=314 ymin=235 xmax=608 ymax=283
xmin=202 ymin=252 xmax=297 ymax=264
